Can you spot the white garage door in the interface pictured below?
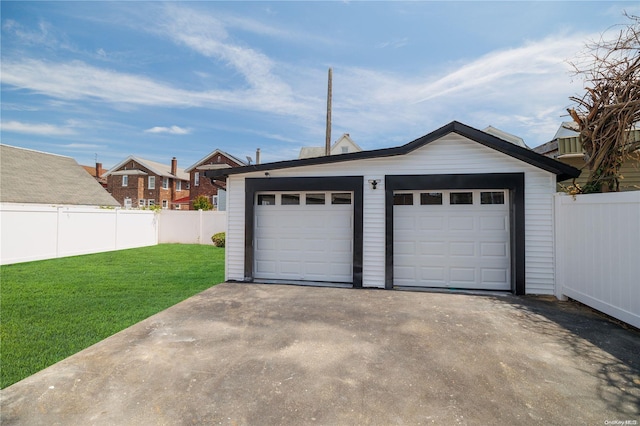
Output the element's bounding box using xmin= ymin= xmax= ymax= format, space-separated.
xmin=394 ymin=189 xmax=510 ymax=291
xmin=254 ymin=191 xmax=353 ymax=283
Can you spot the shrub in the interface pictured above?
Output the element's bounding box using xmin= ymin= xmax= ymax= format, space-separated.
xmin=211 ymin=232 xmax=225 ymax=247
xmin=193 ymin=195 xmax=213 ymax=211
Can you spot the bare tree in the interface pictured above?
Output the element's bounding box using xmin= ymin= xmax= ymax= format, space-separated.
xmin=567 ymin=13 xmax=640 ymax=192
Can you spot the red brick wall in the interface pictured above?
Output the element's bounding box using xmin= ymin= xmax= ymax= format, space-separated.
xmin=189 ymin=153 xmax=242 ymax=209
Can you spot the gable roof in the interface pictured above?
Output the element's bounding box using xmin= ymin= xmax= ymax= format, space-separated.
xmin=299 ymin=133 xmax=363 ymax=159
xmin=103 ymin=155 xmax=189 ymax=180
xmin=0 ymin=144 xmax=120 ymax=206
xmin=184 ymin=149 xmax=246 ymax=173
xmin=206 ymin=121 xmax=581 ymax=182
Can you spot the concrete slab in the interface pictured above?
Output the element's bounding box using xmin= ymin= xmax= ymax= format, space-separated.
xmin=2 ymin=283 xmax=639 ymax=425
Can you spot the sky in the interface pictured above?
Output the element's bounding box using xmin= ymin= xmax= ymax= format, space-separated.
xmin=1 ymin=1 xmax=638 ymax=170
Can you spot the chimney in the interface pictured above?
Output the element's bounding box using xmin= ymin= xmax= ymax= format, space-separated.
xmin=256 ymin=148 xmax=261 ymax=165
xmin=171 ymin=157 xmax=177 ymax=175
xmin=95 ymin=162 xmax=102 ymax=178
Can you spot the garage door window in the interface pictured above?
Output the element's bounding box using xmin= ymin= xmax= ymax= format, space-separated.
xmin=332 ymin=193 xmax=352 ymax=205
xmin=481 ymin=191 xmax=505 ymax=204
xmin=393 ymin=193 xmax=414 ymax=205
xmin=306 ymin=193 xmax=325 ymax=205
xmin=282 ymin=194 xmax=300 ymax=205
xmin=257 ymin=194 xmax=276 ymax=205
xmin=450 ymin=192 xmax=473 ymax=205
xmin=420 ymin=192 xmax=443 ymax=205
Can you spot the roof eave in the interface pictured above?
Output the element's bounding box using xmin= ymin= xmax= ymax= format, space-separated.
xmin=204 ymin=121 xmax=581 ymax=181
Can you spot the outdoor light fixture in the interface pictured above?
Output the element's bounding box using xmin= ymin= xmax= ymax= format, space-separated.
xmin=368 ymin=179 xmax=379 ymax=190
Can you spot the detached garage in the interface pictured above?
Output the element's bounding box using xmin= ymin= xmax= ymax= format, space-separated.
xmin=206 ymin=121 xmax=579 ymax=295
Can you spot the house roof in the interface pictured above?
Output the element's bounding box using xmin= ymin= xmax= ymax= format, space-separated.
xmin=482 ymin=126 xmax=528 ymax=148
xmin=0 ymin=144 xmax=120 ymax=206
xmin=103 ymin=155 xmax=189 ymax=180
xmin=206 ymin=121 xmax=581 ymax=182
xmin=184 ymin=149 xmax=246 ymax=173
xmin=299 ymin=133 xmax=362 ymax=159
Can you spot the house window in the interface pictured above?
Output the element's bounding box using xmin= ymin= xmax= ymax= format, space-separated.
xmin=176 ymin=180 xmax=182 ymax=191
xmin=122 ymin=175 xmax=128 ymax=186
xmin=139 ymin=199 xmax=145 ymax=208
xmin=393 ymin=193 xmax=413 ymax=205
xmin=331 ymin=193 xmax=351 ymax=205
xmin=212 ymin=195 xmax=218 ymax=207
xmin=194 ymin=172 xmax=200 ymax=187
xmin=186 ymin=182 xmax=190 ymax=190
xmin=162 ymin=200 xmax=168 ymax=209
xmin=148 ymin=176 xmax=155 ymax=189
xmin=421 ymin=192 xmax=443 ymax=205
xmin=162 ymin=178 xmax=169 ymax=189
xmin=341 ymin=146 xmax=349 ymax=153
xmin=175 ymin=204 xmax=181 ymax=210
xmin=306 ymin=193 xmax=325 ymax=205
xmin=148 ymin=200 xmax=156 ymax=206
xmin=450 ymin=192 xmax=473 ymax=205
xmin=481 ymin=191 xmax=505 ymax=205
xmin=124 ymin=198 xmax=132 ymax=209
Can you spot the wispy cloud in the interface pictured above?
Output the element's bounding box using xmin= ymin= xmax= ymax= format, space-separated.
xmin=1 ymin=120 xmax=76 ymax=136
xmin=145 ymin=125 xmax=191 ymax=135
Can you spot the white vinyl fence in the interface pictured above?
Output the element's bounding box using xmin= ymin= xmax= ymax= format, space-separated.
xmin=555 ymin=192 xmax=640 ymax=328
xmin=158 ymin=210 xmax=227 ymax=245
xmin=0 ymin=204 xmax=158 ymax=265
xmin=1 ymin=205 xmax=228 ymax=265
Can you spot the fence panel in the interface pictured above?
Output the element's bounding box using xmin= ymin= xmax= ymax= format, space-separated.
xmin=0 ymin=204 xmax=158 ymax=265
xmin=158 ymin=210 xmax=227 ymax=245
xmin=555 ymin=192 xmax=640 ymax=328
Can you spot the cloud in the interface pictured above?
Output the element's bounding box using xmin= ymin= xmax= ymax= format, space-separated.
xmin=145 ymin=125 xmax=191 ymax=135
xmin=1 ymin=120 xmax=76 ymax=136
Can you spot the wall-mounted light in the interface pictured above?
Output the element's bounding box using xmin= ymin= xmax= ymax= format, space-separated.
xmin=368 ymin=179 xmax=379 ymax=190
xmin=265 ymin=172 xmax=270 ymax=177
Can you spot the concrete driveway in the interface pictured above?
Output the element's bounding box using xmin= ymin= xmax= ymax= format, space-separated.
xmin=2 ymin=283 xmax=639 ymax=425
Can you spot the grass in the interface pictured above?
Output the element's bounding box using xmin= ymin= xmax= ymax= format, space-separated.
xmin=0 ymin=244 xmax=225 ymax=389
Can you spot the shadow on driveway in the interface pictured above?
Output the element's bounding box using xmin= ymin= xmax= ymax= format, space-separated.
xmin=1 ymin=283 xmax=639 ymax=425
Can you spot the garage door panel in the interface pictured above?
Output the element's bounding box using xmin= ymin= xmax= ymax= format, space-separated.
xmin=255 ymin=191 xmax=353 ymax=283
xmin=480 ymin=216 xmax=507 ymax=231
xmin=420 ymin=267 xmax=445 ymax=281
xmin=419 ymin=242 xmax=445 ymax=256
xmin=482 ymin=268 xmax=508 ymax=283
xmin=395 ymin=241 xmax=416 ymax=255
xmin=450 ymin=242 xmax=475 ymax=256
xmin=480 ymin=242 xmax=508 ymax=257
xmin=418 ymin=216 xmax=444 ymax=230
xmin=394 ymin=189 xmax=510 ymax=291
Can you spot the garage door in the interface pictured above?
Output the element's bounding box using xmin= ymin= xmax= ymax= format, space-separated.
xmin=254 ymin=191 xmax=353 ymax=283
xmin=393 ymin=189 xmax=510 ymax=290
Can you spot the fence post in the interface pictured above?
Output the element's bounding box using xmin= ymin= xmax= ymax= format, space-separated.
xmin=554 ymin=194 xmax=568 ymax=301
xmin=56 ymin=206 xmax=63 ymax=259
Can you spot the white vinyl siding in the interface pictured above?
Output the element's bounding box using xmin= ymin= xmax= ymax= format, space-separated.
xmin=225 ymin=134 xmax=558 ymax=294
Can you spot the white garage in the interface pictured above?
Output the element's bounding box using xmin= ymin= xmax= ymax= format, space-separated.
xmin=254 ymin=191 xmax=354 ymax=283
xmin=393 ymin=189 xmax=510 ymax=290
xmin=207 ymin=121 xmax=580 ymax=295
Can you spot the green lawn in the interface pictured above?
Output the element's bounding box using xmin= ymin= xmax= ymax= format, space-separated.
xmin=0 ymin=244 xmax=225 ymax=389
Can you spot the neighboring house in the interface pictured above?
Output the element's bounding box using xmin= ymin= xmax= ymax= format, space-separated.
xmin=0 ymin=144 xmax=119 ymax=207
xmin=184 ymin=149 xmax=246 ymax=210
xmin=82 ymin=162 xmax=108 ymax=188
xmin=533 ymin=122 xmax=640 ymax=191
xmin=103 ymin=156 xmax=190 ymax=209
xmin=298 ymin=133 xmax=362 ymax=159
xmin=206 ymin=121 xmax=579 ymax=296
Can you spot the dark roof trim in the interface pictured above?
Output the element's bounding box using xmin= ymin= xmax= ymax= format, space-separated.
xmin=205 ymin=121 xmax=580 ymax=182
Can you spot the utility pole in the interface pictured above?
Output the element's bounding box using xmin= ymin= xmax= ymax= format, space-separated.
xmin=325 ymin=67 xmax=332 ymax=156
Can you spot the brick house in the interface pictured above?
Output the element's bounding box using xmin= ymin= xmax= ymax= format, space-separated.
xmin=184 ymin=149 xmax=246 ymax=210
xmin=82 ymin=163 xmax=108 ymax=188
xmin=103 ymin=156 xmax=190 ymax=209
